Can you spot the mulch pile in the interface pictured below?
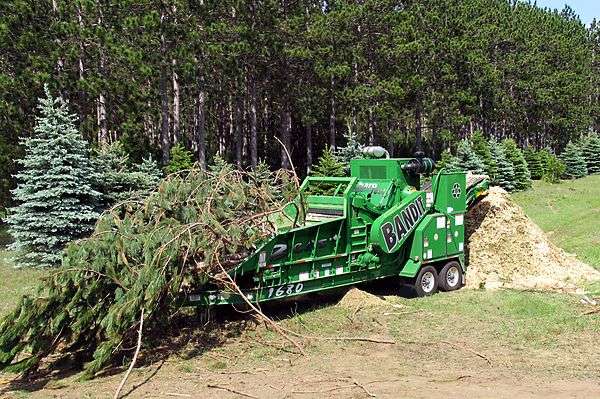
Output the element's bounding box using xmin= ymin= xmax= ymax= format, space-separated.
xmin=465 ymin=186 xmax=600 ymax=292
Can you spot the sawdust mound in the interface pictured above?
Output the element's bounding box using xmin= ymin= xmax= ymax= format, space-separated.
xmin=466 ymin=186 xmax=600 ymax=292
xmin=338 ymin=288 xmax=387 ymax=308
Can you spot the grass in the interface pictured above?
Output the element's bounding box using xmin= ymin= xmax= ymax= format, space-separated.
xmin=512 ymin=175 xmax=600 ymax=269
xmin=0 ymin=227 xmax=47 ymax=316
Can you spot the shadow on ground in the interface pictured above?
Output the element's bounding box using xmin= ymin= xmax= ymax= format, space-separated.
xmin=0 ymin=276 xmax=419 ymax=396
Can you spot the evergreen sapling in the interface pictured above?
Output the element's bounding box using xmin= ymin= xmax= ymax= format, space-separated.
xmin=523 ymin=148 xmax=544 ymax=180
xmin=501 ymin=139 xmax=531 ymax=190
xmin=453 ymin=140 xmax=486 ymax=174
xmin=490 ymin=139 xmax=516 ymax=191
xmin=560 ymin=141 xmax=588 ymax=179
xmin=471 ymin=131 xmax=496 ymax=177
xmin=581 ymin=134 xmax=600 ymax=174
xmin=7 ymin=87 xmax=101 ymax=267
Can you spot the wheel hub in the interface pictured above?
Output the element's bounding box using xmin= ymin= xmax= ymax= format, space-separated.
xmin=446 ymin=266 xmax=459 ymax=287
xmin=421 ymin=271 xmax=435 ymax=292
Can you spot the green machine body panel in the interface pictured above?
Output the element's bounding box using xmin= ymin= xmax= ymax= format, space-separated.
xmin=185 ymin=156 xmax=488 ymax=307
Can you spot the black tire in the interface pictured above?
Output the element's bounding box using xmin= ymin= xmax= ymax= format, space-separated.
xmin=413 ymin=265 xmax=439 ymax=297
xmin=438 ymin=261 xmax=463 ymax=292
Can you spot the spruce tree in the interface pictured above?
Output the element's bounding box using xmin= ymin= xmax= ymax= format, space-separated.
xmin=523 ymin=147 xmax=544 ymax=180
xmin=7 ymin=87 xmax=101 ymax=267
xmin=560 ymin=141 xmax=588 ymax=179
xmin=336 ymin=130 xmax=364 ymax=165
xmin=453 ymin=140 xmax=486 ymax=174
xmin=94 ymin=142 xmax=162 ymax=205
xmin=311 ymin=146 xmax=345 ymax=177
xmin=471 ymin=131 xmax=496 ymax=177
xmin=436 ymin=148 xmax=459 ymax=172
xmin=581 ymin=134 xmax=600 ymax=174
xmin=165 ymin=143 xmax=194 ymax=174
xmin=501 ymin=139 xmax=531 ymax=190
xmin=490 ymin=139 xmax=516 ymax=191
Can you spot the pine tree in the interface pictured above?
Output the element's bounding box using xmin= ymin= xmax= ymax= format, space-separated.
xmin=94 ymin=142 xmax=162 ymax=205
xmin=436 ymin=148 xmax=459 ymax=172
xmin=501 ymin=139 xmax=531 ymax=190
xmin=560 ymin=141 xmax=588 ymax=178
xmin=523 ymin=148 xmax=544 ymax=180
xmin=542 ymin=153 xmax=566 ymax=183
xmin=311 ymin=146 xmax=345 ymax=177
xmin=336 ymin=130 xmax=364 ymax=165
xmin=490 ymin=139 xmax=516 ymax=191
xmin=581 ymin=134 xmax=600 ymax=174
xmin=165 ymin=143 xmax=194 ymax=174
xmin=453 ymin=140 xmax=486 ymax=174
xmin=7 ymin=87 xmax=101 ymax=267
xmin=471 ymin=131 xmax=496 ymax=177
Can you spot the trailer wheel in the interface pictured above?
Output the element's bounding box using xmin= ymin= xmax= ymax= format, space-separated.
xmin=414 ymin=266 xmax=439 ymax=297
xmin=438 ymin=261 xmax=463 ymax=292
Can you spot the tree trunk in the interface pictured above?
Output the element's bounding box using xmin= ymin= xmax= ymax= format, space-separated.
xmin=97 ymin=94 xmax=108 ymax=146
xmin=281 ymin=108 xmax=292 ymax=169
xmin=414 ymin=103 xmax=422 ymax=154
xmin=249 ymin=78 xmax=258 ymax=169
xmin=305 ymin=123 xmax=313 ymax=174
xmin=329 ymin=78 xmax=336 ymax=149
xmin=159 ymin=67 xmax=170 ymax=163
xmin=172 ymin=58 xmax=180 ymax=145
xmin=235 ymin=95 xmax=242 ymax=168
xmin=194 ymin=89 xmax=206 ymax=169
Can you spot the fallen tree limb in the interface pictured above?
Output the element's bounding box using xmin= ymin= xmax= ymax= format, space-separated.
xmin=114 ymin=308 xmax=144 ymax=399
xmin=207 ymin=383 xmax=258 ymax=399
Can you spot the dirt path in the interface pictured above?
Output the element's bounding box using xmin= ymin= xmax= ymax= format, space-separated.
xmin=2 ymin=289 xmax=599 ymax=399
xmin=4 ymin=341 xmax=598 ymax=399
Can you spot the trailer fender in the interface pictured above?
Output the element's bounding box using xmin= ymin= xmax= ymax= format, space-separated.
xmin=399 ymin=258 xmax=421 ymax=278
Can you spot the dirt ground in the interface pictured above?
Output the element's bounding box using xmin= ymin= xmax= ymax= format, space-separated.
xmin=7 ymin=347 xmax=597 ymax=399
xmin=2 ymin=289 xmax=599 ymax=399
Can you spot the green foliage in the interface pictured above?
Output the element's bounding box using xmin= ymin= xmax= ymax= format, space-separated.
xmin=501 ymin=139 xmax=531 ymax=191
xmin=6 ymin=88 xmax=101 ymax=267
xmin=1 ymin=0 xmax=597 ymax=192
xmin=436 ymin=149 xmax=459 ymax=172
xmin=452 ymin=140 xmax=486 ymax=174
xmin=523 ymin=148 xmax=544 ymax=180
xmin=336 ymin=130 xmax=364 ymax=166
xmin=311 ymin=146 xmax=345 ymax=177
xmin=165 ymin=144 xmax=194 ymax=174
xmin=0 ymin=161 xmax=297 ymax=378
xmin=93 ymin=142 xmax=162 ymax=206
xmin=581 ymin=134 xmax=600 ymax=174
xmin=490 ymin=139 xmax=516 ymax=191
xmin=542 ymin=152 xmax=566 ymax=183
xmin=471 ymin=131 xmax=496 ymax=177
xmin=560 ymin=141 xmax=588 ymax=179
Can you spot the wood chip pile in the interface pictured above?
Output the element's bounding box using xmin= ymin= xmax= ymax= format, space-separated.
xmin=465 ymin=187 xmax=600 ymax=292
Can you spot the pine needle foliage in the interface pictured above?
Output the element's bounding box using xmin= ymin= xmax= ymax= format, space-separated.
xmin=471 ymin=131 xmax=496 ymax=177
xmin=436 ymin=149 xmax=459 ymax=172
xmin=560 ymin=141 xmax=588 ymax=179
xmin=6 ymin=87 xmax=102 ymax=267
xmin=165 ymin=143 xmax=194 ymax=174
xmin=541 ymin=150 xmax=565 ymax=183
xmin=581 ymin=134 xmax=600 ymax=174
xmin=94 ymin=142 xmax=163 ymax=206
xmin=501 ymin=139 xmax=531 ymax=190
xmin=523 ymin=148 xmax=544 ymax=180
xmin=490 ymin=139 xmax=516 ymax=191
xmin=309 ymin=146 xmax=346 ymax=195
xmin=336 ymin=130 xmax=364 ymax=167
xmin=312 ymin=146 xmax=345 ymax=177
xmin=450 ymin=140 xmax=486 ymax=174
xmin=0 ymin=161 xmax=297 ymax=378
